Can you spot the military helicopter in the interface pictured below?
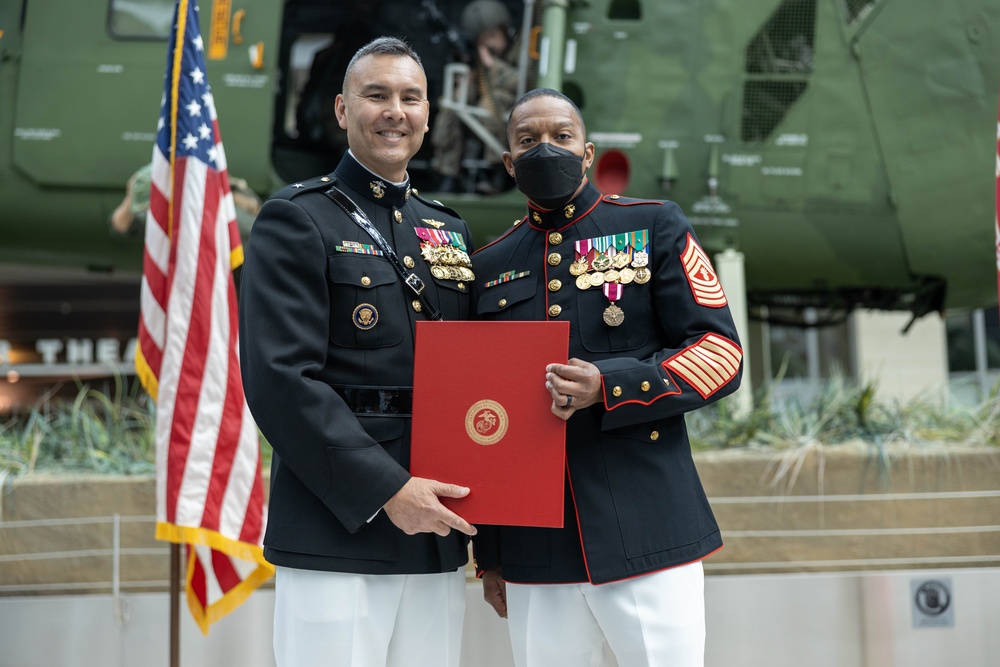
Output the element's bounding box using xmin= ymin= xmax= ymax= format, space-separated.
xmin=1 ymin=0 xmax=998 ymax=326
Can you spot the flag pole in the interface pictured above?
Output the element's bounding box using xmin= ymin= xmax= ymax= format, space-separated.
xmin=170 ymin=543 xmax=181 ymax=667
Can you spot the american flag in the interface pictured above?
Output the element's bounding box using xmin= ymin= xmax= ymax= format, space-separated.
xmin=135 ymin=0 xmax=273 ymax=634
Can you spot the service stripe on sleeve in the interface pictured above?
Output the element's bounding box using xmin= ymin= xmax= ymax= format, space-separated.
xmin=681 ymin=234 xmax=728 ymax=307
xmin=663 ymin=334 xmax=742 ymax=399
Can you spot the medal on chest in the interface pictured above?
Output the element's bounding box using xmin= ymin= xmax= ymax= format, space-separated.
xmin=571 ymin=229 xmax=650 ymax=327
xmin=602 ymin=282 xmax=625 ymax=326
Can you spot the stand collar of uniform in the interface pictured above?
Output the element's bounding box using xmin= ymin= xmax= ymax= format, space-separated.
xmin=525 ymin=181 xmax=602 ymax=231
xmin=332 ymin=152 xmax=412 ymax=209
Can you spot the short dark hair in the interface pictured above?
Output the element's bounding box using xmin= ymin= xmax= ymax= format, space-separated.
xmin=343 ymin=37 xmax=425 ymax=94
xmin=506 ymin=88 xmax=586 ymax=140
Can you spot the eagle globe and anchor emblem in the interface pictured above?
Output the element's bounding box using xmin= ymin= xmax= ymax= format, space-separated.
xmin=465 ymin=399 xmax=509 ymax=446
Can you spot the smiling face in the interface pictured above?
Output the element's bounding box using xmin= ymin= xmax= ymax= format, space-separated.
xmin=335 ymin=54 xmax=430 ymax=182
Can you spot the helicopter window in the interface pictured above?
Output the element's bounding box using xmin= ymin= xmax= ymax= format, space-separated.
xmin=741 ymin=0 xmax=816 ymax=142
xmin=607 ymin=0 xmax=641 ymax=21
xmin=282 ymin=35 xmax=337 ymax=141
xmin=841 ymin=0 xmax=877 ymax=26
xmin=107 ymin=0 xmax=174 ymax=39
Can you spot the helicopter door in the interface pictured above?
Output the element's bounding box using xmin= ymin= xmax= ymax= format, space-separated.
xmin=13 ymin=1 xmax=169 ymax=188
xmin=191 ymin=0 xmax=283 ymax=192
xmin=11 ymin=0 xmax=280 ymax=192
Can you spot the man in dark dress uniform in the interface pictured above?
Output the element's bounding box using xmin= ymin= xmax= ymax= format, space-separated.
xmin=238 ymin=37 xmax=477 ymax=667
xmin=472 ymin=89 xmax=744 ymax=667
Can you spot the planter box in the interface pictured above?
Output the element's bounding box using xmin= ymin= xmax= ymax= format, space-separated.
xmin=1 ymin=443 xmax=998 ymax=593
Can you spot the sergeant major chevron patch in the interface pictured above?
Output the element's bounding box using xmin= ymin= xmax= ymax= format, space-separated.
xmin=663 ymin=334 xmax=742 ymax=399
xmin=681 ymin=234 xmax=727 ymax=307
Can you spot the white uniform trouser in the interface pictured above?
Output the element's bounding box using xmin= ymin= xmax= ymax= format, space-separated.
xmin=505 ymin=561 xmax=705 ymax=667
xmin=273 ymin=566 xmax=466 ymax=667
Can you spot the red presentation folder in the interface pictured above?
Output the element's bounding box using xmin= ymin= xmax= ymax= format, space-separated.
xmin=410 ymin=320 xmax=569 ymax=527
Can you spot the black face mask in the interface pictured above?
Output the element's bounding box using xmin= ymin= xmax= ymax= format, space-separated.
xmin=512 ymin=143 xmax=584 ymax=210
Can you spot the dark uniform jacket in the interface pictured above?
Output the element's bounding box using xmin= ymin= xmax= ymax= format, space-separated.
xmin=239 ymin=153 xmax=474 ymax=575
xmin=471 ymin=181 xmax=742 ymax=584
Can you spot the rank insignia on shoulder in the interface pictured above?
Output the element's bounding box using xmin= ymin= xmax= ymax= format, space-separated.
xmin=681 ymin=233 xmax=727 ymax=307
xmin=422 ymin=218 xmax=446 ymax=228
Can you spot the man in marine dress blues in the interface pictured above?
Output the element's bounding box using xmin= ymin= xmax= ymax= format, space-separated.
xmin=472 ymin=88 xmax=744 ymax=667
xmin=239 ymin=37 xmax=477 ymax=667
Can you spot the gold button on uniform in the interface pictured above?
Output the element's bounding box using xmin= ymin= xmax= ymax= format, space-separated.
xmin=498 ymin=298 xmax=508 ymax=308
xmin=547 ymin=253 xmax=562 ymax=266
xmin=457 ymin=282 xmax=466 ymax=291
xmin=548 ymin=232 xmax=563 ymax=245
xmin=650 ymin=431 xmax=660 ymax=441
xmin=548 ymin=305 xmax=562 ymax=317
xmin=641 ymin=381 xmax=651 ymax=392
xmin=612 ymin=386 xmax=622 ymax=397
xmin=394 ymin=210 xmax=403 ymax=223
xmin=548 ymin=279 xmax=562 ymax=292
xmin=403 ymin=256 xmax=415 ymax=269
xmin=411 ymin=300 xmax=422 ymax=312
xmin=360 ymin=276 xmax=371 ymax=286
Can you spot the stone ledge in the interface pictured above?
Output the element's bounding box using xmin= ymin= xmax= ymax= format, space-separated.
xmin=1 ymin=443 xmax=998 ymax=592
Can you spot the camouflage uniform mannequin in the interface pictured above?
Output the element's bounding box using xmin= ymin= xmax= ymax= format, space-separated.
xmin=431 ymin=0 xmax=519 ymax=192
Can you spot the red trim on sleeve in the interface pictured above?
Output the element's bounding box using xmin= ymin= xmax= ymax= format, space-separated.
xmin=662 ymin=333 xmax=742 ymax=400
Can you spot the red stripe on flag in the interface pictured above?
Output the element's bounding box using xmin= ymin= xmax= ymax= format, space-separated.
xmin=211 ymin=550 xmax=243 ymax=594
xmin=166 ymin=162 xmax=219 ymax=524
xmin=239 ymin=455 xmax=265 ymax=542
xmin=142 ymin=249 xmax=168 ymax=307
xmin=149 ymin=182 xmax=170 ymax=237
xmin=189 ymin=547 xmax=208 ymax=608
xmin=995 ymin=98 xmax=999 ymax=306
xmin=200 ymin=177 xmax=244 ymax=531
xmin=137 ymin=319 xmax=163 ymax=378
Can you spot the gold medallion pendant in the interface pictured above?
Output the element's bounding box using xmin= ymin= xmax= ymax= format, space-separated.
xmin=602 ymin=281 xmax=624 ymax=326
xmin=603 ymin=303 xmax=625 ymax=326
xmin=569 ymin=259 xmax=589 ymax=276
xmin=633 ymin=267 xmax=651 ymax=284
xmin=576 ymin=274 xmax=592 ymax=290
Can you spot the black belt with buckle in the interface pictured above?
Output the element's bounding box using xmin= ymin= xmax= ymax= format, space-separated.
xmin=332 ymin=385 xmax=413 ymax=417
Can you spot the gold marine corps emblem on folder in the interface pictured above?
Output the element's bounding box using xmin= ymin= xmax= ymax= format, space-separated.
xmin=465 ymin=399 xmax=509 ymax=446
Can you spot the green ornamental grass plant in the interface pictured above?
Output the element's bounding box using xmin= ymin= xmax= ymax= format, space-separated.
xmin=0 ymin=374 xmax=995 ymax=479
